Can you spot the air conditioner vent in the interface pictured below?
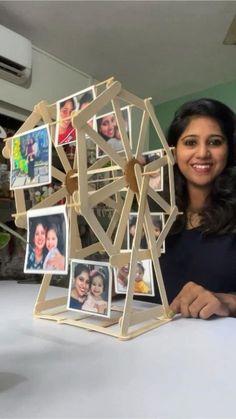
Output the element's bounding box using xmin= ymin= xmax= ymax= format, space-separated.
xmin=0 ymin=55 xmax=25 ymax=78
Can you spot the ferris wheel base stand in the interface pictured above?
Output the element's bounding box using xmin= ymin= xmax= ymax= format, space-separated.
xmin=33 ymin=278 xmax=172 ymax=340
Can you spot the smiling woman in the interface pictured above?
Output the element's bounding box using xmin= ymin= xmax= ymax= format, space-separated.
xmin=150 ymin=98 xmax=236 ymax=320
xmin=69 ymin=263 xmax=90 ymax=310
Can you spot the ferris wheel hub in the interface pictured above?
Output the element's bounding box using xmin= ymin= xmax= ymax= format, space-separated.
xmin=65 ymin=169 xmax=78 ymax=195
xmin=124 ymin=158 xmax=143 ymax=193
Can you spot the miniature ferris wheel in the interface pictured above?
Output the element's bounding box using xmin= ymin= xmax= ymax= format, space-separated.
xmin=2 ymin=78 xmax=178 ymax=339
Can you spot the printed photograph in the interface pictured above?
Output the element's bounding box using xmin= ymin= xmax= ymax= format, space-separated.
xmin=10 ymin=125 xmax=51 ymax=190
xmin=142 ymin=149 xmax=164 ymax=191
xmin=55 ymin=86 xmax=96 ymax=146
xmin=24 ymin=205 xmax=68 ymax=274
xmin=96 ymin=106 xmax=131 ymax=158
xmin=127 ymin=212 xmax=165 ymax=252
xmin=67 ymin=259 xmax=112 ymax=318
xmin=114 ymin=259 xmax=154 ymax=296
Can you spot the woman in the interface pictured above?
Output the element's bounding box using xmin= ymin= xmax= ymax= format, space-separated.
xmin=57 ymin=97 xmax=77 ymax=145
xmin=26 ymin=137 xmax=36 ymax=181
xmin=26 ymin=220 xmax=48 ymax=270
xmin=97 ymin=113 xmax=123 ymax=154
xmin=68 ymin=264 xmax=90 ymax=310
xmin=158 ymin=98 xmax=236 ymax=319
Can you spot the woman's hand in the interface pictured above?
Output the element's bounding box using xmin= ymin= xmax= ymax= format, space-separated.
xmin=170 ymin=281 xmax=236 ymax=319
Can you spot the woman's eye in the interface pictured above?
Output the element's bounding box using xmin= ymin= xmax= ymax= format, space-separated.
xmin=183 ymin=138 xmax=197 ymax=146
xmin=208 ymin=138 xmax=224 ymax=146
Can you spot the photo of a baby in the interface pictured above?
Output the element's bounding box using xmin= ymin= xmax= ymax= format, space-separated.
xmin=114 ymin=259 xmax=154 ymax=296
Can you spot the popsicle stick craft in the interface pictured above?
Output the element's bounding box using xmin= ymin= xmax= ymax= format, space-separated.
xmin=2 ymin=78 xmax=179 ymax=340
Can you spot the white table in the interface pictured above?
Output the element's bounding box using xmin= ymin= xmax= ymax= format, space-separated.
xmin=0 ymin=280 xmax=235 ymax=419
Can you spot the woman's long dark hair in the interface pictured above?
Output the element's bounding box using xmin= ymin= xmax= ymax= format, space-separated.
xmin=167 ymin=98 xmax=236 ymax=235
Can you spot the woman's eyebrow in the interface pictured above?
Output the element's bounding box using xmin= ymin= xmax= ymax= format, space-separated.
xmin=179 ymin=134 xmax=197 ymax=141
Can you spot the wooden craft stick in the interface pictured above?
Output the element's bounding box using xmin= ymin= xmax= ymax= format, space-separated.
xmin=87 ymin=176 xmax=121 ymax=184
xmin=87 ymin=165 xmax=121 ymax=176
xmin=145 ymin=99 xmax=175 ymax=164
xmin=112 ymin=97 xmax=133 ymax=161
xmin=136 ymin=166 xmax=170 ymax=316
xmin=52 ymin=166 xmax=66 ymax=183
xmin=135 ymin=110 xmax=149 ymax=158
xmin=89 ymin=176 xmax=127 ymax=208
xmin=144 ymin=155 xmax=168 ymax=174
xmin=118 ymin=88 xmax=146 ymax=110
xmin=148 ymin=187 xmax=171 ymax=213
xmin=113 ymin=187 xmax=134 ymax=252
xmin=121 ymin=165 xmax=150 ymax=335
xmin=110 ymin=249 xmax=151 ymax=267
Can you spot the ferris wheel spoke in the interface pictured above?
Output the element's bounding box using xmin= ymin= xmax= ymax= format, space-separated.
xmin=89 ymin=176 xmax=127 ymax=208
xmin=144 ymin=155 xmax=168 ymax=173
xmin=144 ymin=99 xmax=175 ymax=164
xmin=87 ymin=155 xmax=111 ymax=177
xmin=112 ymin=97 xmax=133 ymax=161
xmin=135 ymin=110 xmax=150 ymax=159
xmin=54 ymin=145 xmax=72 ymax=174
xmin=68 ymin=199 xmax=82 ymax=258
xmin=147 ymin=188 xmax=171 ymax=213
xmin=32 ymin=186 xmax=67 ymax=210
xmin=51 ymin=166 xmax=66 ymax=183
xmin=113 ymin=188 xmax=134 ymax=251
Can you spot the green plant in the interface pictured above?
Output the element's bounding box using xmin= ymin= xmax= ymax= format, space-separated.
xmin=0 ymin=221 xmax=27 ymax=250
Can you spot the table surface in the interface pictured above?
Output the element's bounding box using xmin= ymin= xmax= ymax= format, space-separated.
xmin=0 ymin=280 xmax=236 ymax=419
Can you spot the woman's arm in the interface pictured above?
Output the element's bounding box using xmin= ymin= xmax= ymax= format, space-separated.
xmin=170 ymin=281 xmax=236 ymax=319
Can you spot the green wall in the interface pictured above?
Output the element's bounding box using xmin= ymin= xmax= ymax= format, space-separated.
xmin=150 ymin=78 xmax=236 ymax=149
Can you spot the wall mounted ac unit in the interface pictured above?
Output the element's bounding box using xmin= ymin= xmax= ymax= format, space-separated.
xmin=0 ymin=25 xmax=32 ymax=86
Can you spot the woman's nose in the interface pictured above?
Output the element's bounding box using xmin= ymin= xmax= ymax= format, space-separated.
xmin=196 ymin=144 xmax=210 ymax=159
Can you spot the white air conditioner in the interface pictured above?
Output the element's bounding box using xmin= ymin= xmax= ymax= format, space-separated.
xmin=0 ymin=25 xmax=32 ymax=86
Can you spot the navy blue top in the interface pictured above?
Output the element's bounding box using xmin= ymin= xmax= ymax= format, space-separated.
xmin=151 ymin=229 xmax=236 ymax=304
xmin=68 ymin=296 xmax=84 ymax=310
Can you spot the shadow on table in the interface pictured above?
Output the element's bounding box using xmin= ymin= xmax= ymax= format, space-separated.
xmin=0 ymin=371 xmax=27 ymax=392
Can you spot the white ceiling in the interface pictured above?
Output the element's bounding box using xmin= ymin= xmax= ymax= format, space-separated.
xmin=0 ymin=1 xmax=236 ymax=104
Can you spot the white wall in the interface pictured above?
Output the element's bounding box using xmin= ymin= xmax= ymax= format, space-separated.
xmin=0 ymin=46 xmax=92 ymax=120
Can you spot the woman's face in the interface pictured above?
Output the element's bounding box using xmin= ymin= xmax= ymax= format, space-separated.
xmin=91 ymin=275 xmax=104 ymax=298
xmin=175 ymin=116 xmax=228 ymax=191
xmin=99 ymin=114 xmax=116 ymax=138
xmin=46 ymin=229 xmax=58 ymax=251
xmin=60 ymin=100 xmax=74 ymax=129
xmin=34 ymin=224 xmax=46 ymax=251
xmin=74 ymin=270 xmax=90 ymax=297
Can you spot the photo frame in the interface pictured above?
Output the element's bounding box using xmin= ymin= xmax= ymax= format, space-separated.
xmin=142 ymin=149 xmax=164 ymax=191
xmin=55 ymin=86 xmax=96 ymax=147
xmin=67 ymin=259 xmax=112 ymax=318
xmin=114 ymin=259 xmax=154 ymax=296
xmin=127 ymin=212 xmax=165 ymax=252
xmin=10 ymin=125 xmax=51 ymax=190
xmin=24 ymin=205 xmax=68 ymax=274
xmin=96 ymin=106 xmax=131 ymax=158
